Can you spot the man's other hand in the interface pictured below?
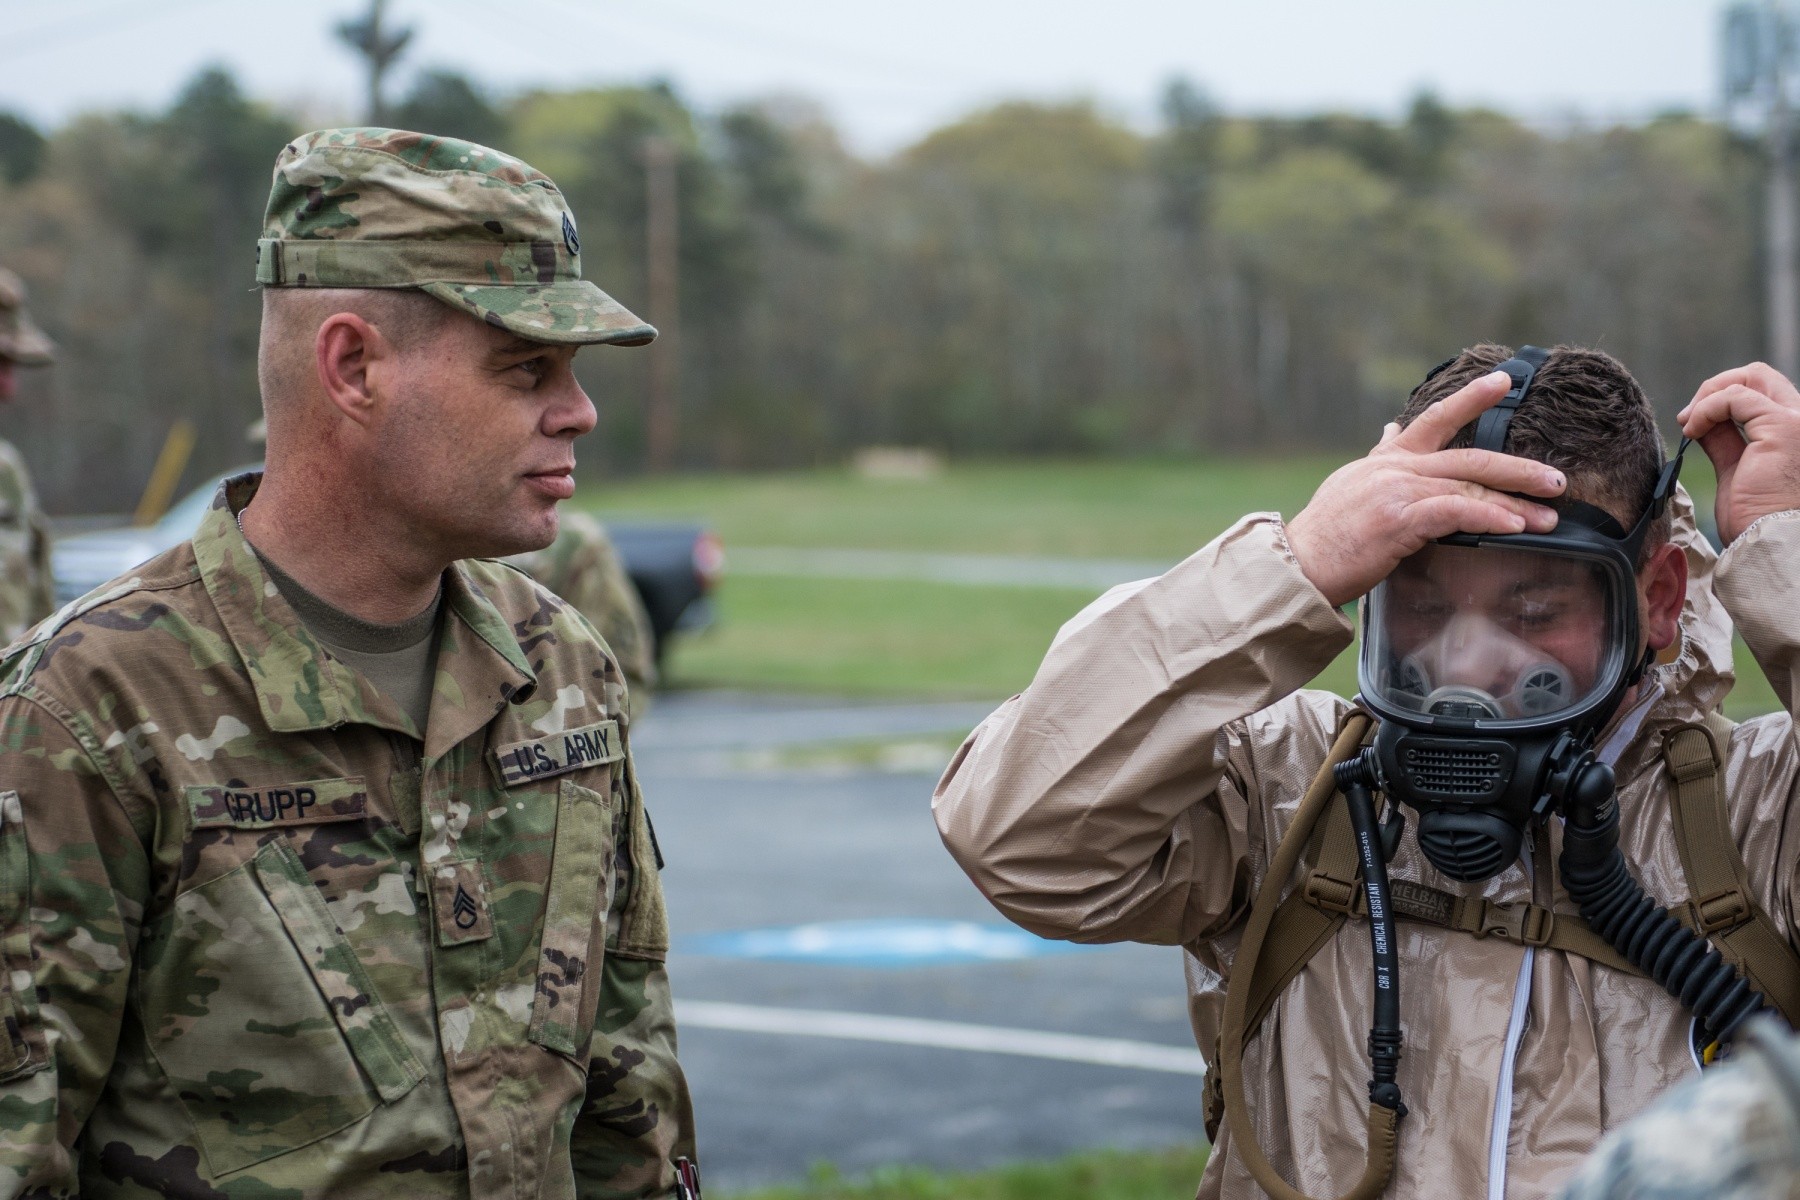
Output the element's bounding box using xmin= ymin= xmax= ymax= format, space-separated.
xmin=1680 ymin=362 xmax=1800 ymax=546
xmin=1285 ymin=369 xmax=1566 ymax=608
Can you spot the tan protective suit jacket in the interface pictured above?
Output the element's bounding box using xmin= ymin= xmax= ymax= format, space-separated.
xmin=933 ymin=494 xmax=1800 ymax=1200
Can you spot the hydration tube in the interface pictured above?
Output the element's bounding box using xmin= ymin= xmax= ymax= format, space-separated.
xmin=1337 ymin=751 xmax=1407 ymax=1114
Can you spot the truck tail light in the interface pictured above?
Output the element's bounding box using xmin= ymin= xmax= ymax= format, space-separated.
xmin=693 ymin=531 xmax=725 ymax=592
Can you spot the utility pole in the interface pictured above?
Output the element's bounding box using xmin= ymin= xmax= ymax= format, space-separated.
xmin=335 ymin=0 xmax=414 ymax=126
xmin=1726 ymin=1 xmax=1800 ymax=378
xmin=642 ymin=136 xmax=681 ymax=473
xmin=1770 ymin=32 xmax=1799 ymax=380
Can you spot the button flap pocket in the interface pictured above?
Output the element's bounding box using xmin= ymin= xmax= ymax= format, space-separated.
xmin=251 ymin=839 xmax=423 ymax=1103
xmin=529 ymin=779 xmax=615 ymax=1056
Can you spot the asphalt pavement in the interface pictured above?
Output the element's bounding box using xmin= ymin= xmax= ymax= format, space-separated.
xmin=636 ymin=691 xmax=1206 ymax=1191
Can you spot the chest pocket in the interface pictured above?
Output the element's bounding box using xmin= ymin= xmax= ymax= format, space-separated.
xmin=139 ymin=837 xmax=423 ymax=1175
xmin=528 ymin=777 xmax=616 ymax=1057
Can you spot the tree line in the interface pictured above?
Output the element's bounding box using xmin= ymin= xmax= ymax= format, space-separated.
xmin=0 ymin=66 xmax=1766 ymax=512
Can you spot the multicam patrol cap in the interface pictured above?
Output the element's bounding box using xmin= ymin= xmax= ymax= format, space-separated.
xmin=0 ymin=267 xmax=55 ymax=366
xmin=256 ymin=127 xmax=655 ymax=347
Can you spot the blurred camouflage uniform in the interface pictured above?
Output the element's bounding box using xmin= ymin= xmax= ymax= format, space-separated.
xmin=509 ymin=511 xmax=659 ymax=698
xmin=1561 ymin=1017 xmax=1800 ymax=1200
xmin=0 ymin=130 xmax=696 ymax=1198
xmin=0 ymin=268 xmax=56 ymax=644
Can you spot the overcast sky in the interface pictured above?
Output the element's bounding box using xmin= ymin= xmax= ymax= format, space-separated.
xmin=0 ymin=0 xmax=1733 ymax=155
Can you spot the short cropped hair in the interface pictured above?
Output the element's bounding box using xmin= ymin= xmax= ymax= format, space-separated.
xmin=1397 ymin=343 xmax=1671 ymax=561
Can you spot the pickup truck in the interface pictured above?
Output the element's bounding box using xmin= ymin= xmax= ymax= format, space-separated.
xmin=51 ymin=468 xmax=722 ymax=662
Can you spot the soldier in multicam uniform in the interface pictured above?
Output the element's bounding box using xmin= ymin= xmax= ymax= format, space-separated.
xmin=509 ymin=511 xmax=659 ymax=699
xmin=1561 ymin=1017 xmax=1800 ymax=1200
xmin=0 ymin=268 xmax=56 ymax=644
xmin=0 ymin=130 xmax=698 ymax=1198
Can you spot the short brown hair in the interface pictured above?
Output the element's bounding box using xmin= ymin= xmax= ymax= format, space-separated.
xmin=1397 ymin=343 xmax=1670 ymax=560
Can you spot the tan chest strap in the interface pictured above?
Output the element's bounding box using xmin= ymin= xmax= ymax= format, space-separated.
xmin=1663 ymin=717 xmax=1800 ymax=1028
xmin=1206 ymin=710 xmax=1800 ymax=1144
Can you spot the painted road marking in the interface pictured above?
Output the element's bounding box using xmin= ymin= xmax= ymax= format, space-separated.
xmin=676 ymin=1000 xmax=1207 ymax=1077
xmin=680 ymin=918 xmax=1109 ymax=967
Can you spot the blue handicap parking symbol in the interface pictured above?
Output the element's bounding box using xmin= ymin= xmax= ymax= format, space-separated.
xmin=679 ymin=918 xmax=1109 ymax=968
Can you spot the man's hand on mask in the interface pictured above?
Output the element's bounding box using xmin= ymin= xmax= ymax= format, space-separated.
xmin=1286 ymin=370 xmax=1566 ymax=609
xmin=1680 ymin=362 xmax=1800 ymax=546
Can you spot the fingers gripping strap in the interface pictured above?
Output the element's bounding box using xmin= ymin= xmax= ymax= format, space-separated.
xmin=1471 ymin=345 xmax=1550 ymax=454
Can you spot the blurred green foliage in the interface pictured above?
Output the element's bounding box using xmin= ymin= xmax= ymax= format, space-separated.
xmin=0 ymin=68 xmax=1765 ymax=513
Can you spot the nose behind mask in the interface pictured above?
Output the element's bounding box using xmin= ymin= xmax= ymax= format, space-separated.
xmin=1393 ymin=635 xmax=1576 ymax=722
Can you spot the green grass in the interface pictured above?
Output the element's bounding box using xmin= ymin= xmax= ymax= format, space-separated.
xmin=718 ymin=1145 xmax=1211 ymax=1200
xmin=587 ymin=457 xmax=1353 ymax=698
xmin=589 ymin=456 xmax=1343 ymax=560
xmin=667 ymin=575 xmax=1103 ymax=697
xmin=579 ymin=456 xmax=1776 ymax=714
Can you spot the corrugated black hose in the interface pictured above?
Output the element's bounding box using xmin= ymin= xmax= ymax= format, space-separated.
xmin=1556 ymin=754 xmax=1765 ymax=1046
xmin=1336 ymin=751 xmax=1407 ymax=1114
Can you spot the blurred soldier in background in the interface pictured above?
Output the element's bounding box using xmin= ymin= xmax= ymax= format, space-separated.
xmin=508 ymin=510 xmax=659 ymax=698
xmin=0 ymin=267 xmax=56 ymax=642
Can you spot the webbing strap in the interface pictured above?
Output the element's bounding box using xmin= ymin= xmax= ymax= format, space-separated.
xmin=1664 ymin=720 xmax=1800 ymax=1028
xmin=1470 ymin=345 xmax=1550 ymax=454
xmin=1208 ymin=710 xmax=1800 ymax=1156
xmin=1236 ymin=766 xmax=1649 ymax=1059
xmin=1216 ymin=711 xmax=1402 ymax=1200
xmin=1241 ymin=792 xmax=1360 ymax=1039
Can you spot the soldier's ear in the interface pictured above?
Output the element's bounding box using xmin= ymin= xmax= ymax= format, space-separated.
xmin=314 ymin=312 xmax=385 ymax=427
xmin=1641 ymin=540 xmax=1687 ymax=653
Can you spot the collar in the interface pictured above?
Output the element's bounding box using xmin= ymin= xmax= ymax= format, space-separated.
xmin=196 ymin=471 xmax=537 ymax=757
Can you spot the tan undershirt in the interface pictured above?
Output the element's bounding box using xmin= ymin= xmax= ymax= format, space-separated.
xmin=255 ymin=551 xmax=443 ymax=734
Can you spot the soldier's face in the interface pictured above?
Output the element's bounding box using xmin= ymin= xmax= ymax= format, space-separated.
xmin=372 ymin=311 xmax=596 ymax=560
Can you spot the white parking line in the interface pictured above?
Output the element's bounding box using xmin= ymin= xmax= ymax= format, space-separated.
xmin=676 ymin=1000 xmax=1208 ymax=1076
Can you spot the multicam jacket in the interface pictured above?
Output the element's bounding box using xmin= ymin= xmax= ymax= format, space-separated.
xmin=0 ymin=474 xmax=694 ymax=1199
xmin=0 ymin=439 xmax=53 ymax=645
xmin=508 ymin=513 xmax=657 ymax=699
xmin=1559 ymin=1016 xmax=1800 ymax=1200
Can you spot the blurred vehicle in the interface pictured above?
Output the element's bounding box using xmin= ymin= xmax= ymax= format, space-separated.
xmin=51 ymin=467 xmax=722 ymax=662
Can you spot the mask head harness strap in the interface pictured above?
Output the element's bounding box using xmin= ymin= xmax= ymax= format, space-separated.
xmin=1470 ymin=344 xmax=1551 ymax=454
xmin=1456 ymin=342 xmax=1691 ymax=562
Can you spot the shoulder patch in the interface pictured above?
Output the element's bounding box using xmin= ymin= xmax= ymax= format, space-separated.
xmin=491 ymin=718 xmax=621 ymax=787
xmin=187 ymin=776 xmax=368 ymax=830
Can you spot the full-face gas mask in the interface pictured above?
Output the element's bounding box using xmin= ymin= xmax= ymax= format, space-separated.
xmin=1356 ymin=346 xmax=1685 ymax=881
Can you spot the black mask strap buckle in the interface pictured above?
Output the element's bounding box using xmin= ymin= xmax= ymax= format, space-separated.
xmin=1619 ymin=435 xmax=1693 ymax=566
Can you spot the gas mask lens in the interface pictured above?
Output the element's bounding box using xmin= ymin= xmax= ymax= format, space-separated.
xmin=1365 ymin=542 xmax=1623 ymax=727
